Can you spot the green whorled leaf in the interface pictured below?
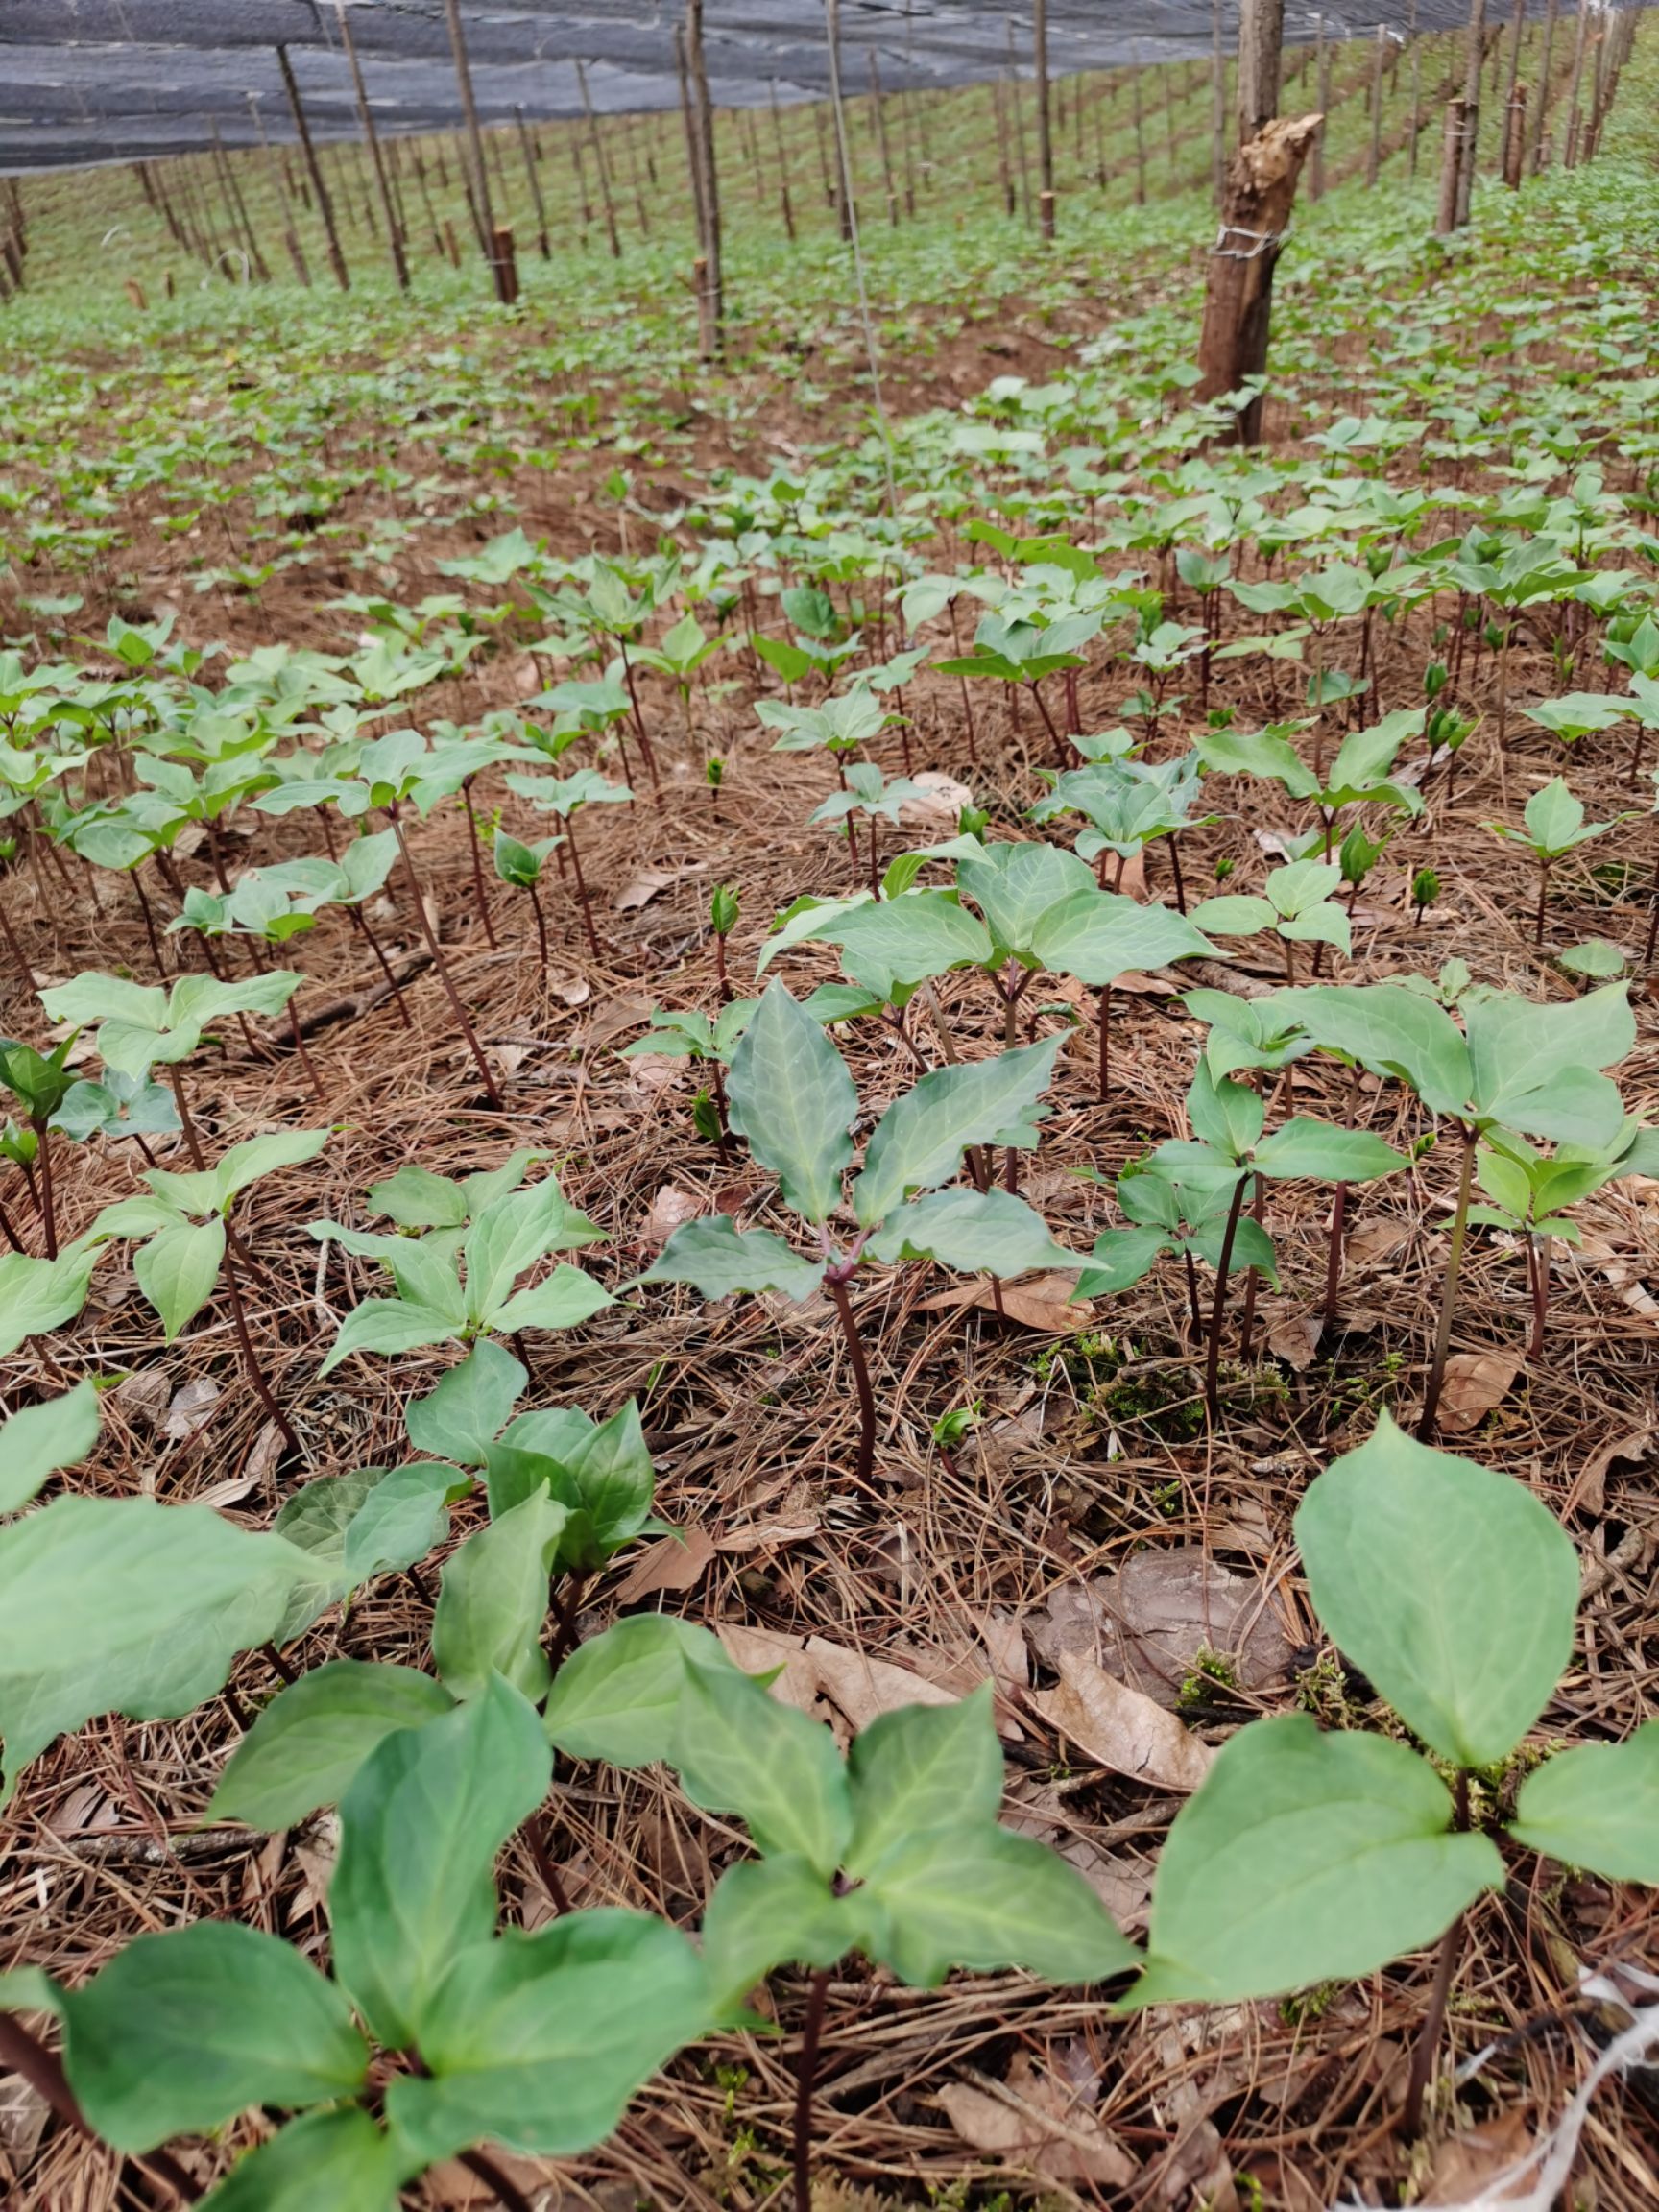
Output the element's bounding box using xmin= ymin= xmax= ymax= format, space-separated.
xmin=461 ymin=1178 xmax=606 ymax=1327
xmin=1187 ymin=1066 xmax=1264 ymax=1159
xmin=1507 ymin=1725 xmax=1659 ymax=1882
xmin=361 ymin=1231 xmax=466 ymax=1328
xmin=431 ymin=1490 xmax=567 ymax=1704
xmin=1128 ymin=1715 xmax=1503 ymax=2008
xmin=675 ymin=1658 xmax=853 ymax=1878
xmin=701 ymin=1855 xmax=858 ymax=2012
xmin=1074 ymin=1224 xmax=1176 ymax=1297
xmin=1273 ymin=983 xmax=1471 ymax=1118
xmin=1252 ymin=1119 xmax=1406 ymax=1183
xmin=1187 ymin=1209 xmax=1279 ymax=1286
xmin=0 ymin=1966 xmax=59 ymax=2015
xmin=404 ymin=1342 xmax=527 ymax=1468
xmin=865 ymin=1186 xmax=1075 ymax=1277
xmin=640 ymin=1216 xmax=826 ymax=1303
xmin=536 ymin=1401 xmax=656 ymax=1571
xmin=211 ymin=1660 xmax=456 ymax=1831
xmin=0 ymin=1381 xmax=100 ymax=1515
xmin=270 ymin=1462 xmax=399 ymax=1645
xmin=1490 ymin=1065 xmax=1628 ymax=1149
xmin=807 ymin=890 xmax=994 ymax=990
xmin=318 ymin=1297 xmax=461 ymax=1376
xmin=210 ymin=1128 xmax=331 ymax=1210
xmin=0 ymin=1498 xmax=311 ymax=1805
xmin=726 ymin=980 xmax=857 ymax=1224
xmin=0 ymin=1239 xmax=103 ymax=1360
xmin=132 ymin=1216 xmax=226 ymax=1341
xmin=1279 ymin=902 xmax=1352 ymax=956
xmin=845 ymin=1688 xmax=1004 ymax=1873
xmin=59 ymin=1922 xmax=368 ymax=2152
xmin=1189 ymin=893 xmax=1276 ymax=938
xmin=486 ymin=1263 xmax=613 ymax=1336
xmin=854 ymin=1037 xmax=1065 ymax=1226
xmin=859 ymin=1823 xmax=1137 ymax=1989
xmin=1294 ymin=1413 xmax=1578 ymax=1767
xmin=1464 ymin=984 xmax=1634 ymax=1142
xmin=1029 ymin=889 xmax=1214 ymax=985
xmin=340 ymin=1461 xmax=457 ymax=1587
xmin=384 ymin=1912 xmax=711 ymax=2170
xmin=1196 ymin=724 xmax=1321 ymax=798
xmin=368 ymin=1163 xmax=469 ymax=1231
xmin=956 ymin=840 xmax=1094 ymax=957
xmin=543 ymin=1615 xmax=738 ymax=1767
xmin=38 ymin=972 xmax=166 ymax=1035
xmin=330 ymin=1673 xmax=551 ymax=2050
xmin=197 ymin=2109 xmax=400 ymax=2212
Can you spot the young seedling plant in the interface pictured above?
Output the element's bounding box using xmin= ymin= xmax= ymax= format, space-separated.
xmin=1485 ymin=776 xmax=1632 ymax=948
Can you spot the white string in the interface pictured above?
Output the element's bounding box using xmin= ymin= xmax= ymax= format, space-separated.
xmin=822 ymin=0 xmax=899 ymax=523
xmin=1213 ymin=222 xmax=1286 ymax=258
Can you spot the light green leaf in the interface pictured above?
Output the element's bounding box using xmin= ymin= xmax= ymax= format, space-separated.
xmin=1279 ymin=902 xmax=1352 ymax=955
xmin=1030 ymin=889 xmax=1214 ymax=984
xmin=813 ymin=891 xmax=994 ymax=989
xmin=211 ymin=1127 xmax=331 ymax=1209
xmin=431 ymin=1490 xmax=567 ymax=1703
xmin=0 ymin=1382 xmax=100 ymax=1515
xmin=385 ymin=1912 xmax=710 ymax=2169
xmin=197 ymin=2109 xmax=400 ymax=2212
xmin=1190 ymin=893 xmax=1277 ymax=937
xmin=543 ymin=1615 xmax=737 ymax=1766
xmin=211 ymin=1660 xmax=456 ymax=1831
xmin=1275 ymin=983 xmax=1472 ymax=1118
xmin=701 ymin=1856 xmax=856 ymax=2011
xmin=0 ymin=1498 xmax=311 ymax=1804
xmin=1294 ymin=1412 xmax=1578 ymax=1767
xmin=640 ymin=1216 xmax=827 ymax=1303
xmin=341 ymin=1461 xmax=456 ymax=1587
xmin=726 ymin=979 xmax=857 ymax=1223
xmin=1507 ymin=1724 xmax=1659 ymax=1882
xmin=1252 ymin=1119 xmax=1406 ymax=1183
xmin=865 ymin=1186 xmax=1075 ymax=1276
xmin=1074 ymin=1225 xmax=1176 ymax=1297
xmin=404 ymin=1341 xmax=526 ymax=1468
xmin=368 ymin=1163 xmax=468 ymax=1230
xmin=846 ymin=1688 xmax=1004 ymax=1871
xmin=0 ymin=1240 xmax=102 ymax=1360
xmin=675 ymin=1659 xmax=853 ymax=1878
xmin=1466 ymin=984 xmax=1634 ymax=1142
xmin=330 ymin=1674 xmax=551 ymax=2049
xmin=1129 ymin=1715 xmax=1502 ymax=2006
xmin=956 ymin=840 xmax=1094 ymax=955
xmin=1196 ymin=725 xmax=1321 ymax=797
xmin=487 ymin=1263 xmax=613 ymax=1336
xmin=319 ymin=1298 xmax=460 ymax=1375
xmin=60 ymin=1923 xmax=368 ymax=2152
xmin=1188 ymin=1066 xmax=1263 ymax=1158
xmin=132 ymin=1216 xmax=226 ymax=1341
xmin=462 ymin=1178 xmax=605 ymax=1326
xmin=861 ymin=1823 xmax=1137 ymax=1988
xmin=855 ymin=1037 xmax=1065 ymax=1225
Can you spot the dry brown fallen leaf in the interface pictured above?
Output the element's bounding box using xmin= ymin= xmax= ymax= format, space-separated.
xmin=1027 ymin=1549 xmax=1292 ymax=1710
xmin=1027 ymin=1648 xmax=1214 ymax=1793
xmin=1434 ymin=1349 xmax=1523 ymax=1433
xmin=936 ymin=2054 xmax=1134 ymax=2188
xmin=611 ymin=1526 xmax=718 ymax=1603
xmin=917 ymin=1271 xmax=1093 ymax=1333
xmin=716 ymin=1623 xmax=960 ymax=1733
xmin=1565 ymin=1422 xmax=1653 ymax=1517
xmin=161 ymin=1377 xmax=221 ymax=1444
xmin=1419 ymin=2108 xmax=1538 ymax=2203
xmin=613 ymin=865 xmax=681 ymax=911
xmin=546 ymin=972 xmax=590 ymax=1007
xmin=895 ymin=769 xmax=974 ymax=828
xmin=1264 ymin=1308 xmax=1322 ymax=1371
xmin=639 ymin=1184 xmax=703 ymax=1246
xmin=714 ymin=1511 xmax=821 ymax=1553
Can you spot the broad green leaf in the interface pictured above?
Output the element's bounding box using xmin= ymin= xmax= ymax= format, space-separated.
xmin=366 ymin=1232 xmax=466 ymax=1327
xmin=726 ymin=979 xmax=857 ymax=1222
xmin=211 ymin=1128 xmax=331 ymax=1209
xmin=1187 ymin=1066 xmax=1263 ymax=1158
xmin=0 ymin=1240 xmax=102 ymax=1359
xmin=701 ymin=1856 xmax=856 ymax=2012
xmin=211 ymin=1660 xmax=455 ymax=1830
xmin=1196 ymin=725 xmax=1321 ymax=797
xmin=1268 ymin=859 xmax=1343 ymax=919
xmin=1075 ymin=1225 xmax=1176 ymax=1296
xmin=39 ymin=972 xmax=165 ymax=1033
xmin=641 ymin=1216 xmax=826 ymax=1303
xmin=341 ymin=1461 xmax=456 ymax=1587
xmin=0 ymin=1967 xmax=58 ymax=2014
xmin=1465 ymin=984 xmax=1634 ymax=1143
xmin=1294 ymin=1413 xmax=1578 ymax=1767
xmin=1280 ymin=902 xmax=1351 ymax=955
xmin=462 ymin=1178 xmax=605 ymax=1326
xmin=319 ymin=1297 xmax=460 ymax=1375
xmin=1275 ymin=982 xmax=1472 ymax=1116
xmin=330 ymin=1673 xmax=551 ymax=2049
xmin=861 ymin=1823 xmax=1137 ymax=1987
xmin=543 ymin=1615 xmax=736 ymax=1766
xmin=133 ymin=1216 xmax=226 ymax=1340
xmin=487 ymin=1263 xmax=613 ymax=1335
xmin=1190 ymin=893 xmax=1277 ymax=937
xmin=404 ymin=1340 xmax=526 ymax=1468
xmin=0 ymin=1381 xmax=100 ymax=1515
xmin=540 ymin=1401 xmax=657 ymax=1570
xmin=1507 ymin=1725 xmax=1659 ymax=1882
xmin=675 ymin=1659 xmax=853 ymax=1877
xmin=197 ymin=2109 xmax=400 ymax=2212
xmin=0 ymin=1498 xmax=311 ymax=1804
xmin=368 ymin=1162 xmax=468 ymax=1230
xmin=846 ymin=1689 xmax=1004 ymax=1871
xmin=814 ymin=891 xmax=994 ymax=989
xmin=1252 ymin=1119 xmax=1406 ymax=1183
xmin=956 ymin=840 xmax=1094 ymax=955
xmin=855 ymin=1037 xmax=1065 ymax=1225
xmin=270 ymin=1463 xmax=402 ymax=1643
xmin=1129 ymin=1715 xmax=1502 ymax=2006
xmin=60 ymin=1923 xmax=368 ymax=2151
xmin=431 ymin=1490 xmax=567 ymax=1703
xmin=1030 ymin=889 xmax=1213 ymax=984
xmin=385 ymin=1912 xmax=710 ymax=2169
xmin=865 ymin=1186 xmax=1075 ymax=1276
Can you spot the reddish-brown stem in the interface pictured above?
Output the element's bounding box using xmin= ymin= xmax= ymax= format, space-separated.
xmin=0 ymin=883 xmax=32 ymax=988
xmin=1237 ymin=1173 xmax=1267 ymax=1360
xmin=460 ymin=779 xmax=499 ymax=950
xmin=132 ymin=866 xmax=170 ymax=980
xmin=168 ymin=1066 xmax=207 ymax=1170
xmin=1534 ymin=859 xmax=1549 ymax=948
xmin=459 ymin=2145 xmax=534 ymax=2212
xmin=349 ymin=907 xmax=414 ymax=1028
xmin=1166 ymin=832 xmax=1188 ymax=914
xmin=0 ymin=1193 xmax=24 ymax=1254
xmin=1321 ymin=1180 xmax=1347 ymax=1338
xmin=1203 ymin=1171 xmax=1250 ymax=1421
xmin=525 ymin=1810 xmax=574 ymax=1916
xmin=1418 ymin=1125 xmax=1478 ymax=1441
xmin=1097 ymin=983 xmax=1112 ymax=1103
xmin=792 ymin=1967 xmax=834 ymax=2212
xmin=1402 ymin=1772 xmax=1470 ymax=2140
xmin=1527 ymin=1233 xmax=1551 ymax=1359
xmin=0 ymin=2010 xmax=200 ymax=2202
xmin=526 ymin=879 xmax=551 ymax=972
xmin=219 ymin=1241 xmax=301 ymax=1459
xmin=34 ymin=1121 xmax=58 ymax=1259
xmin=826 ymin=1277 xmax=877 ymax=1485
xmin=390 ymin=811 xmax=504 ymax=1109
xmin=285 ymin=998 xmax=326 ymax=1109
xmin=564 ymin=818 xmax=603 ymax=962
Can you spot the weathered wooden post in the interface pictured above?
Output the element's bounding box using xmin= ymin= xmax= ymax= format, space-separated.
xmin=1033 ymin=0 xmax=1055 ymax=237
xmin=1194 ymin=112 xmax=1322 ymax=445
xmin=276 ymin=43 xmax=349 ymax=288
xmin=686 ymin=0 xmax=724 ymax=355
xmin=1436 ymin=97 xmax=1470 ymax=229
xmin=337 ymin=1 xmax=409 ymax=290
xmin=1503 ymin=79 xmax=1528 ymax=183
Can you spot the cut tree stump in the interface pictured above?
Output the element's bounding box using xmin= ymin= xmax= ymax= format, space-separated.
xmin=1194 ymin=112 xmax=1322 ymax=445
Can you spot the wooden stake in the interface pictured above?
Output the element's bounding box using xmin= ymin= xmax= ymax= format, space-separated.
xmin=1212 ymin=0 xmax=1228 ymax=205
xmin=445 ymin=0 xmax=512 ymax=294
xmin=276 ymin=43 xmax=350 ymax=287
xmin=1436 ymin=96 xmax=1471 ymax=228
xmin=768 ymin=80 xmax=797 ymax=238
xmin=491 ymin=224 xmax=519 ymax=302
xmin=1453 ymin=0 xmax=1487 ymax=222
xmin=685 ymin=2 xmax=724 ymax=356
xmin=1034 ymin=0 xmax=1055 ymax=236
xmin=575 ymin=60 xmax=623 ymax=257
xmin=1194 ymin=112 xmax=1322 ymax=445
xmin=1367 ymin=25 xmax=1387 ymax=184
xmin=1408 ymin=0 xmax=1423 ymax=176
xmin=337 ymin=0 xmax=409 ymax=289
xmin=868 ymin=49 xmax=900 ymax=225
xmin=1502 ymin=77 xmax=1528 ymax=183
xmin=1311 ymin=15 xmax=1329 ymax=199
xmin=1132 ymin=43 xmax=1147 ymax=204
xmin=514 ymin=106 xmax=551 ymax=258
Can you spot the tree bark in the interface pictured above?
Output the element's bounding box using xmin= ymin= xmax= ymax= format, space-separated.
xmin=276 ymin=44 xmax=349 ymax=288
xmin=1195 ymin=112 xmax=1321 ymax=445
xmin=1237 ymin=0 xmax=1286 ymax=142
